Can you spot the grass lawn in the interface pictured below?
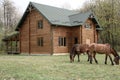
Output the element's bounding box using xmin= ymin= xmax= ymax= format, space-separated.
xmin=0 ymin=54 xmax=120 ymax=80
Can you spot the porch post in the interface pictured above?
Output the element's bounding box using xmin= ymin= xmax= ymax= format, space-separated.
xmin=11 ymin=38 xmax=12 ymax=54
xmin=15 ymin=35 xmax=18 ymax=52
xmin=6 ymin=40 xmax=8 ymax=53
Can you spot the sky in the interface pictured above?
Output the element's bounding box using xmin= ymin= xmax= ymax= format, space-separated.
xmin=11 ymin=0 xmax=87 ymax=13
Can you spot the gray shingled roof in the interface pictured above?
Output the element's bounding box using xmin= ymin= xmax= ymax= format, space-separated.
xmin=16 ymin=2 xmax=102 ymax=31
xmin=31 ymin=2 xmax=79 ymax=26
xmin=69 ymin=12 xmax=92 ymax=26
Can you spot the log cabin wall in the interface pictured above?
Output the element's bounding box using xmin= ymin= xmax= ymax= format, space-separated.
xmin=52 ymin=26 xmax=80 ymax=54
xmin=20 ymin=15 xmax=29 ymax=53
xmin=20 ymin=9 xmax=52 ymax=54
xmin=82 ymin=18 xmax=98 ymax=44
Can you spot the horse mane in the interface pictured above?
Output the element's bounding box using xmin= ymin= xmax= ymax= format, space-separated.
xmin=111 ymin=47 xmax=119 ymax=57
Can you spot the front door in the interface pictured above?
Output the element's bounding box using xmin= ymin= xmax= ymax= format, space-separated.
xmin=86 ymin=39 xmax=90 ymax=44
xmin=74 ymin=37 xmax=78 ymax=44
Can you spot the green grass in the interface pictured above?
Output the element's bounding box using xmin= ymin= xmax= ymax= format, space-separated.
xmin=0 ymin=54 xmax=120 ymax=80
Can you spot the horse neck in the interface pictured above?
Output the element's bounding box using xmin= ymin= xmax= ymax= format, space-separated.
xmin=111 ymin=48 xmax=119 ymax=57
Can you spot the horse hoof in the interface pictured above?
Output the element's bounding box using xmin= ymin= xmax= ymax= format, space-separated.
xmin=105 ymin=62 xmax=107 ymax=64
xmin=111 ymin=63 xmax=114 ymax=65
xmin=90 ymin=62 xmax=92 ymax=64
xmin=96 ymin=61 xmax=98 ymax=64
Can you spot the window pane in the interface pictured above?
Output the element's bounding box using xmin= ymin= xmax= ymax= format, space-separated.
xmin=37 ymin=37 xmax=44 ymax=47
xmin=37 ymin=38 xmax=40 ymax=46
xmin=58 ymin=37 xmax=61 ymax=46
xmin=64 ymin=37 xmax=66 ymax=46
xmin=84 ymin=23 xmax=91 ymax=29
xmin=58 ymin=37 xmax=66 ymax=46
xmin=38 ymin=20 xmax=43 ymax=29
xmin=61 ymin=37 xmax=63 ymax=46
xmin=41 ymin=37 xmax=43 ymax=46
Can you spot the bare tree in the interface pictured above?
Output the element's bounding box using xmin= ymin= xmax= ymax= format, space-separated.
xmin=1 ymin=0 xmax=20 ymax=35
xmin=0 ymin=0 xmax=21 ymax=51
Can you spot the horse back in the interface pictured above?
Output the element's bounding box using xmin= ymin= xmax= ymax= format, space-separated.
xmin=89 ymin=43 xmax=111 ymax=54
xmin=71 ymin=44 xmax=89 ymax=53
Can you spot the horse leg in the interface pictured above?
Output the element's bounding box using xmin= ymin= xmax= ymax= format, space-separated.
xmin=70 ymin=53 xmax=76 ymax=63
xmin=105 ymin=54 xmax=108 ymax=64
xmin=87 ymin=51 xmax=89 ymax=62
xmin=70 ymin=55 xmax=74 ymax=63
xmin=93 ymin=52 xmax=98 ymax=64
xmin=108 ymin=55 xmax=114 ymax=65
xmin=70 ymin=55 xmax=73 ymax=63
xmin=77 ymin=53 xmax=80 ymax=62
xmin=76 ymin=51 xmax=80 ymax=62
xmin=72 ymin=54 xmax=76 ymax=62
xmin=89 ymin=53 xmax=93 ymax=64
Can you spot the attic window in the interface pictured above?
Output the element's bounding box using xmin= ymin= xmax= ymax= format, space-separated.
xmin=84 ymin=23 xmax=91 ymax=29
xmin=38 ymin=20 xmax=43 ymax=29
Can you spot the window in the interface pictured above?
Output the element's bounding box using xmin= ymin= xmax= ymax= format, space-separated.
xmin=58 ymin=37 xmax=66 ymax=46
xmin=38 ymin=20 xmax=43 ymax=29
xmin=84 ymin=23 xmax=91 ymax=29
xmin=37 ymin=37 xmax=43 ymax=46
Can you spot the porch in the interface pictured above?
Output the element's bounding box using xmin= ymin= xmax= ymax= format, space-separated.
xmin=2 ymin=32 xmax=20 ymax=54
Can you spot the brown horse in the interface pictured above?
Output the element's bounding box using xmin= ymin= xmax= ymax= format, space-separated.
xmin=88 ymin=43 xmax=120 ymax=65
xmin=70 ymin=44 xmax=89 ymax=63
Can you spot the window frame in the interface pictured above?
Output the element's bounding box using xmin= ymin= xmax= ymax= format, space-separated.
xmin=84 ymin=23 xmax=91 ymax=29
xmin=37 ymin=37 xmax=44 ymax=47
xmin=58 ymin=37 xmax=66 ymax=46
xmin=38 ymin=20 xmax=43 ymax=29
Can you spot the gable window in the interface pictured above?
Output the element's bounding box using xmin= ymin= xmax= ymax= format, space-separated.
xmin=58 ymin=37 xmax=66 ymax=46
xmin=38 ymin=20 xmax=43 ymax=29
xmin=84 ymin=23 xmax=91 ymax=29
xmin=37 ymin=37 xmax=43 ymax=46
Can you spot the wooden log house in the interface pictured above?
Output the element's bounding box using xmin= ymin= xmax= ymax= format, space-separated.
xmin=7 ymin=2 xmax=102 ymax=55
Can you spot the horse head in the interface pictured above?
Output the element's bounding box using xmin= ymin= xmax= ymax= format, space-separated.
xmin=111 ymin=47 xmax=119 ymax=65
xmin=70 ymin=46 xmax=76 ymax=63
xmin=114 ymin=56 xmax=119 ymax=65
xmin=70 ymin=54 xmax=74 ymax=63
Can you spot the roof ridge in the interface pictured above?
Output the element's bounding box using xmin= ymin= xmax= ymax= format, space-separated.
xmin=30 ymin=2 xmax=76 ymax=12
